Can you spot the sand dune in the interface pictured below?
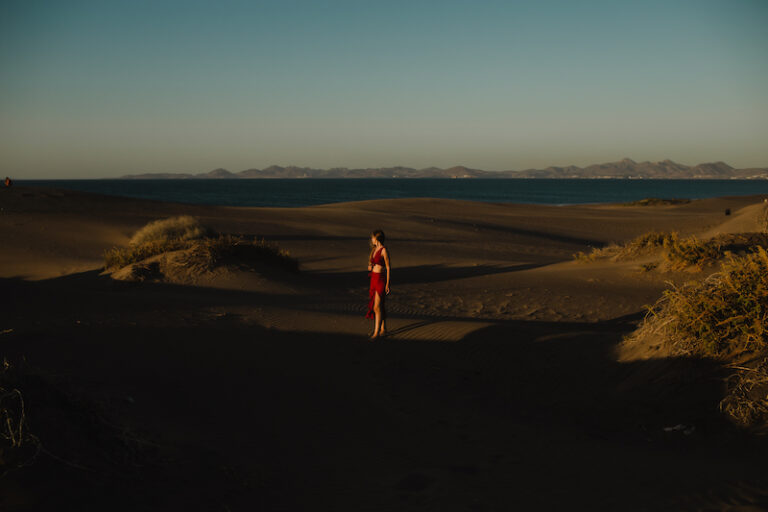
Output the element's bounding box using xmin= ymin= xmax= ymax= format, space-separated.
xmin=2 ymin=185 xmax=768 ymax=510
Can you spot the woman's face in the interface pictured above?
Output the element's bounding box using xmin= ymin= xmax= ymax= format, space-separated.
xmin=370 ymin=235 xmax=378 ymax=246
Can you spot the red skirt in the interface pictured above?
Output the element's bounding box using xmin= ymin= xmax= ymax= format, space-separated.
xmin=366 ymin=271 xmax=386 ymax=319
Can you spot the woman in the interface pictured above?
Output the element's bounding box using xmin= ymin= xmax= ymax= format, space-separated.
xmin=366 ymin=229 xmax=390 ymax=340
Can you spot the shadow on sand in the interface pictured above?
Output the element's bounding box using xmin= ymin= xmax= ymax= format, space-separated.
xmin=3 ymin=272 xmax=768 ymax=510
xmin=305 ymin=262 xmax=546 ymax=289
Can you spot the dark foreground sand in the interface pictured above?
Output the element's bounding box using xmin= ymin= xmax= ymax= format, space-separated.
xmin=2 ymin=186 xmax=768 ymax=511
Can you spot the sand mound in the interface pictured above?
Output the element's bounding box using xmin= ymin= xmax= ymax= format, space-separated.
xmin=108 ymin=235 xmax=298 ymax=285
xmin=105 ymin=217 xmax=298 ymax=285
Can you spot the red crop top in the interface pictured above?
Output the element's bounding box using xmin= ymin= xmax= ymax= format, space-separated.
xmin=370 ymin=247 xmax=384 ymax=266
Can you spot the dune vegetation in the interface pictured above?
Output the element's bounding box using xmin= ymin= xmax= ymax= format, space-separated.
xmin=128 ymin=215 xmax=214 ymax=245
xmin=104 ymin=216 xmax=298 ymax=274
xmin=574 ymin=231 xmax=768 ymax=271
xmin=625 ymin=247 xmax=768 ymax=428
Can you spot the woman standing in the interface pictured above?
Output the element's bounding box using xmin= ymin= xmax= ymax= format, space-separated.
xmin=366 ymin=230 xmax=390 ymax=340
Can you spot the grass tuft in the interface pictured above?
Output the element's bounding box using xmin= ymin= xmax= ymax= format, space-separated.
xmin=573 ymin=231 xmax=675 ymax=263
xmin=129 ymin=215 xmax=213 ymax=246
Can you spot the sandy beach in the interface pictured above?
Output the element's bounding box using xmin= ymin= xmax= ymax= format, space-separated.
xmin=2 ymin=185 xmax=768 ymax=511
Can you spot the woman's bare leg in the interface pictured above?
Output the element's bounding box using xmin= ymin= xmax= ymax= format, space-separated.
xmin=380 ymin=301 xmax=386 ymax=336
xmin=371 ymin=292 xmax=382 ymax=339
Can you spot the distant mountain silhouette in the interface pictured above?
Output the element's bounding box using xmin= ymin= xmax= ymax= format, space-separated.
xmin=118 ymin=159 xmax=768 ymax=179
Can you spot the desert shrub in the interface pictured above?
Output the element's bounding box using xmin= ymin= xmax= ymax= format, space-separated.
xmin=720 ymin=358 xmax=768 ymax=428
xmin=573 ymin=231 xmax=674 ymax=262
xmin=629 ymin=247 xmax=768 ymax=358
xmin=129 ymin=215 xmax=213 ymax=246
xmin=573 ymin=247 xmax=611 ymax=262
xmin=664 ymin=233 xmax=768 ymax=270
xmin=662 ymin=234 xmax=723 ymax=270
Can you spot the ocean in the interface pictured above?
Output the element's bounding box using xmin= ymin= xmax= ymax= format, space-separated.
xmin=16 ymin=179 xmax=768 ymax=208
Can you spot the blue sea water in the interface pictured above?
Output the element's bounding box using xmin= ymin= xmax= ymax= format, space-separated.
xmin=16 ymin=179 xmax=768 ymax=208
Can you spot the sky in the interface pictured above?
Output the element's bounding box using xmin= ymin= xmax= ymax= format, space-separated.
xmin=1 ymin=0 xmax=767 ymax=178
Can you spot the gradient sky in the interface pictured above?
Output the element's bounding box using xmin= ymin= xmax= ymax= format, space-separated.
xmin=1 ymin=0 xmax=767 ymax=178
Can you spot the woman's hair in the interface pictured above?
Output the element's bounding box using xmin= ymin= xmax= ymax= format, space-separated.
xmin=371 ymin=229 xmax=385 ymax=244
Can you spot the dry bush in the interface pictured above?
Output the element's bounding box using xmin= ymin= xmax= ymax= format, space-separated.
xmin=720 ymin=359 xmax=768 ymax=428
xmin=665 ymin=233 xmax=768 ymax=270
xmin=573 ymin=231 xmax=674 ymax=263
xmin=626 ymin=248 xmax=768 ymax=428
xmin=129 ymin=215 xmax=213 ymax=246
xmin=662 ymin=234 xmax=723 ymax=270
xmin=628 ymin=247 xmax=768 ymax=359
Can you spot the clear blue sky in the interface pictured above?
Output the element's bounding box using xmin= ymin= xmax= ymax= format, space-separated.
xmin=1 ymin=0 xmax=766 ymax=177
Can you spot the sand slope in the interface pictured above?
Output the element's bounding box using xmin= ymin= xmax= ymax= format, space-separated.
xmin=2 ymin=186 xmax=768 ymax=511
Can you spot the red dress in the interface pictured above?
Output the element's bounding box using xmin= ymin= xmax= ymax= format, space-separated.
xmin=366 ymin=247 xmax=386 ymax=319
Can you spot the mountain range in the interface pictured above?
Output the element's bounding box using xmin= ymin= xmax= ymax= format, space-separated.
xmin=119 ymin=159 xmax=768 ymax=180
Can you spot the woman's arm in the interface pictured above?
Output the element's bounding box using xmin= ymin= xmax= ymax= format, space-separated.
xmin=383 ymin=248 xmax=391 ymax=294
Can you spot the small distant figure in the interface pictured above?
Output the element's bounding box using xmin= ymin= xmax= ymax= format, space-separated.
xmin=366 ymin=229 xmax=391 ymax=340
xmin=725 ymin=208 xmax=731 ymax=216
xmin=3 ymin=177 xmax=11 ymax=188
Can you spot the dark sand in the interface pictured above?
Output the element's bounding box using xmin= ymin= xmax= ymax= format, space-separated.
xmin=2 ymin=186 xmax=768 ymax=511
